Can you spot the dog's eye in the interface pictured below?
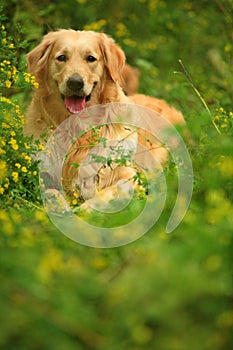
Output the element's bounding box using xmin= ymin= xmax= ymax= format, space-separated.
xmin=57 ymin=55 xmax=67 ymax=62
xmin=87 ymin=55 xmax=96 ymax=62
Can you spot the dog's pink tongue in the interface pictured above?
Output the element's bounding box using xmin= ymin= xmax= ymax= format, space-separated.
xmin=64 ymin=97 xmax=86 ymax=114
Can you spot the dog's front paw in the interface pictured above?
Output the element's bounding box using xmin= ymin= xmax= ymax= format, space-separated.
xmin=78 ymin=179 xmax=135 ymax=213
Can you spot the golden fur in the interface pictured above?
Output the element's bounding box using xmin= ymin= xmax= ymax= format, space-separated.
xmin=25 ymin=29 xmax=185 ymax=203
xmin=122 ymin=64 xmax=140 ymax=95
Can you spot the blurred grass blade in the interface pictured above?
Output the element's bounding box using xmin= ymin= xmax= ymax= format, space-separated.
xmin=178 ymin=59 xmax=222 ymax=135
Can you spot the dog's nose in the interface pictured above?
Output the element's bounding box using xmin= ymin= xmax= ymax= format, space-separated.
xmin=67 ymin=77 xmax=84 ymax=91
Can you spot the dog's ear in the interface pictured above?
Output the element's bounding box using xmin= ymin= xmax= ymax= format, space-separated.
xmin=98 ymin=33 xmax=126 ymax=84
xmin=27 ymin=32 xmax=56 ymax=76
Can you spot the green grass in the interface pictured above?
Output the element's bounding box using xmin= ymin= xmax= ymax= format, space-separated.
xmin=0 ymin=1 xmax=233 ymax=349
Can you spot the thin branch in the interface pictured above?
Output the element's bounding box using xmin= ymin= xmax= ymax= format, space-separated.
xmin=14 ymin=195 xmax=43 ymax=210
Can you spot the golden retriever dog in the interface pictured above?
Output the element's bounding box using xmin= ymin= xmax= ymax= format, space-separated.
xmin=25 ymin=29 xmax=184 ymax=138
xmin=25 ymin=29 xmax=185 ymax=205
xmin=25 ymin=29 xmax=129 ymax=139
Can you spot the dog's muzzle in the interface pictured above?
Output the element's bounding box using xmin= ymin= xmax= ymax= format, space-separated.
xmin=63 ymin=80 xmax=97 ymax=114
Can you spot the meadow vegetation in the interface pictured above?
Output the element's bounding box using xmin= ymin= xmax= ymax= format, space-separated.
xmin=0 ymin=1 xmax=232 ymax=349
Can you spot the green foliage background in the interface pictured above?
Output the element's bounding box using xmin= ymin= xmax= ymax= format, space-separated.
xmin=0 ymin=0 xmax=233 ymax=349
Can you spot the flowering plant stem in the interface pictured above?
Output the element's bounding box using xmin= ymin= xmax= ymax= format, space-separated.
xmin=178 ymin=59 xmax=222 ymax=136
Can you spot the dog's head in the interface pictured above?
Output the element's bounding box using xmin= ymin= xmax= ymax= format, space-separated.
xmin=27 ymin=29 xmax=126 ymax=114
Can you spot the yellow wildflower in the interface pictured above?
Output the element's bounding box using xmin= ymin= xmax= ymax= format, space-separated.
xmin=11 ymin=210 xmax=21 ymax=224
xmin=1 ymin=96 xmax=11 ymax=104
xmin=33 ymin=81 xmax=39 ymax=88
xmin=23 ymin=72 xmax=39 ymax=88
xmin=23 ymin=72 xmax=31 ymax=83
xmin=123 ymin=38 xmax=137 ymax=47
xmin=2 ymin=38 xmax=7 ymax=45
xmin=21 ymin=166 xmax=27 ymax=173
xmin=5 ymin=80 xmax=11 ymax=88
xmin=24 ymin=143 xmax=30 ymax=149
xmin=2 ymin=121 xmax=10 ymax=129
xmin=3 ymin=221 xmax=13 ymax=235
xmin=0 ymin=160 xmax=7 ymax=180
xmin=24 ymin=155 xmax=32 ymax=164
xmin=115 ymin=23 xmax=128 ymax=38
xmin=33 ymin=171 xmax=38 ymax=176
xmin=9 ymin=43 xmax=14 ymax=49
xmin=90 ymin=256 xmax=108 ymax=269
xmin=0 ymin=138 xmax=6 ymax=146
xmin=0 ymin=187 xmax=4 ymax=195
xmin=9 ymin=138 xmax=16 ymax=145
xmin=12 ymin=143 xmax=19 ymax=151
xmin=15 ymin=163 xmax=21 ymax=169
xmin=21 ymin=152 xmax=26 ymax=158
xmin=219 ymin=156 xmax=233 ymax=178
xmin=84 ymin=19 xmax=106 ymax=31
xmin=31 ymin=77 xmax=39 ymax=88
xmin=12 ymin=172 xmax=19 ymax=183
xmin=38 ymin=248 xmax=65 ymax=282
xmin=20 ymin=115 xmax=25 ymax=124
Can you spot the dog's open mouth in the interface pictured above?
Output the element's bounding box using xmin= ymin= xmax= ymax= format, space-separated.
xmin=64 ymin=94 xmax=91 ymax=114
xmin=63 ymin=82 xmax=97 ymax=114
